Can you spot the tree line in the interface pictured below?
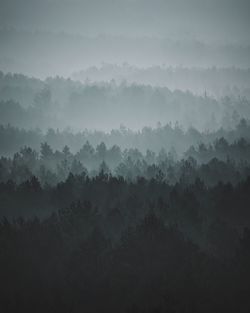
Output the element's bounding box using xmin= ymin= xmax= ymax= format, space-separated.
xmin=1 ymin=72 xmax=250 ymax=131
xmin=1 ymin=137 xmax=250 ymax=187
xmin=1 ymin=118 xmax=250 ymax=156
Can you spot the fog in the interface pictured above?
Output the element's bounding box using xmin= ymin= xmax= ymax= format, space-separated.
xmin=1 ymin=1 xmax=250 ymax=312
xmin=0 ymin=0 xmax=250 ymax=78
xmin=0 ymin=0 xmax=249 ymax=132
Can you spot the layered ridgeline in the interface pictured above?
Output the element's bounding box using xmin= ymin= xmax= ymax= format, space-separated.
xmin=1 ymin=71 xmax=250 ymax=132
xmin=1 ymin=0 xmax=250 ymax=312
xmin=1 ymin=134 xmax=250 ymax=187
xmin=0 ymin=59 xmax=250 ymax=313
xmin=73 ymin=65 xmax=250 ymax=99
xmin=1 ymin=30 xmax=250 ymax=78
xmin=1 ymin=131 xmax=250 ymax=312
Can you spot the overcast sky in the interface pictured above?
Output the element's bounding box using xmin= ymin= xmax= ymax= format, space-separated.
xmin=0 ymin=0 xmax=249 ymax=43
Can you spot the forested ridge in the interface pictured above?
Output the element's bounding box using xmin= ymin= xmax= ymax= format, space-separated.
xmin=1 ymin=72 xmax=250 ymax=312
xmin=1 ymin=174 xmax=250 ymax=312
xmin=1 ymin=22 xmax=250 ymax=311
xmin=1 ymin=71 xmax=250 ymax=131
xmin=1 ymin=0 xmax=250 ymax=310
xmin=1 ymin=121 xmax=250 ymax=312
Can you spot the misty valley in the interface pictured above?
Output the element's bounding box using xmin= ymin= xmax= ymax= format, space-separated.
xmin=0 ymin=0 xmax=250 ymax=312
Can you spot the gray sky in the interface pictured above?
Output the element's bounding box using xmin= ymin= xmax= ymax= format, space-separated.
xmin=0 ymin=0 xmax=249 ymax=77
xmin=0 ymin=0 xmax=249 ymax=43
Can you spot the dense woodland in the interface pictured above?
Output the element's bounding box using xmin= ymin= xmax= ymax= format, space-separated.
xmin=1 ymin=148 xmax=250 ymax=312
xmin=0 ymin=67 xmax=250 ymax=312
xmin=0 ymin=122 xmax=250 ymax=312
xmin=1 ymin=0 xmax=250 ymax=311
xmin=1 ymin=135 xmax=250 ymax=186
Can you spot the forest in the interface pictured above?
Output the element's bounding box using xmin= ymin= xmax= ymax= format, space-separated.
xmin=1 ymin=72 xmax=250 ymax=313
xmin=1 ymin=0 xmax=250 ymax=312
xmin=1 ymin=95 xmax=250 ymax=312
xmin=1 ymin=137 xmax=250 ymax=312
